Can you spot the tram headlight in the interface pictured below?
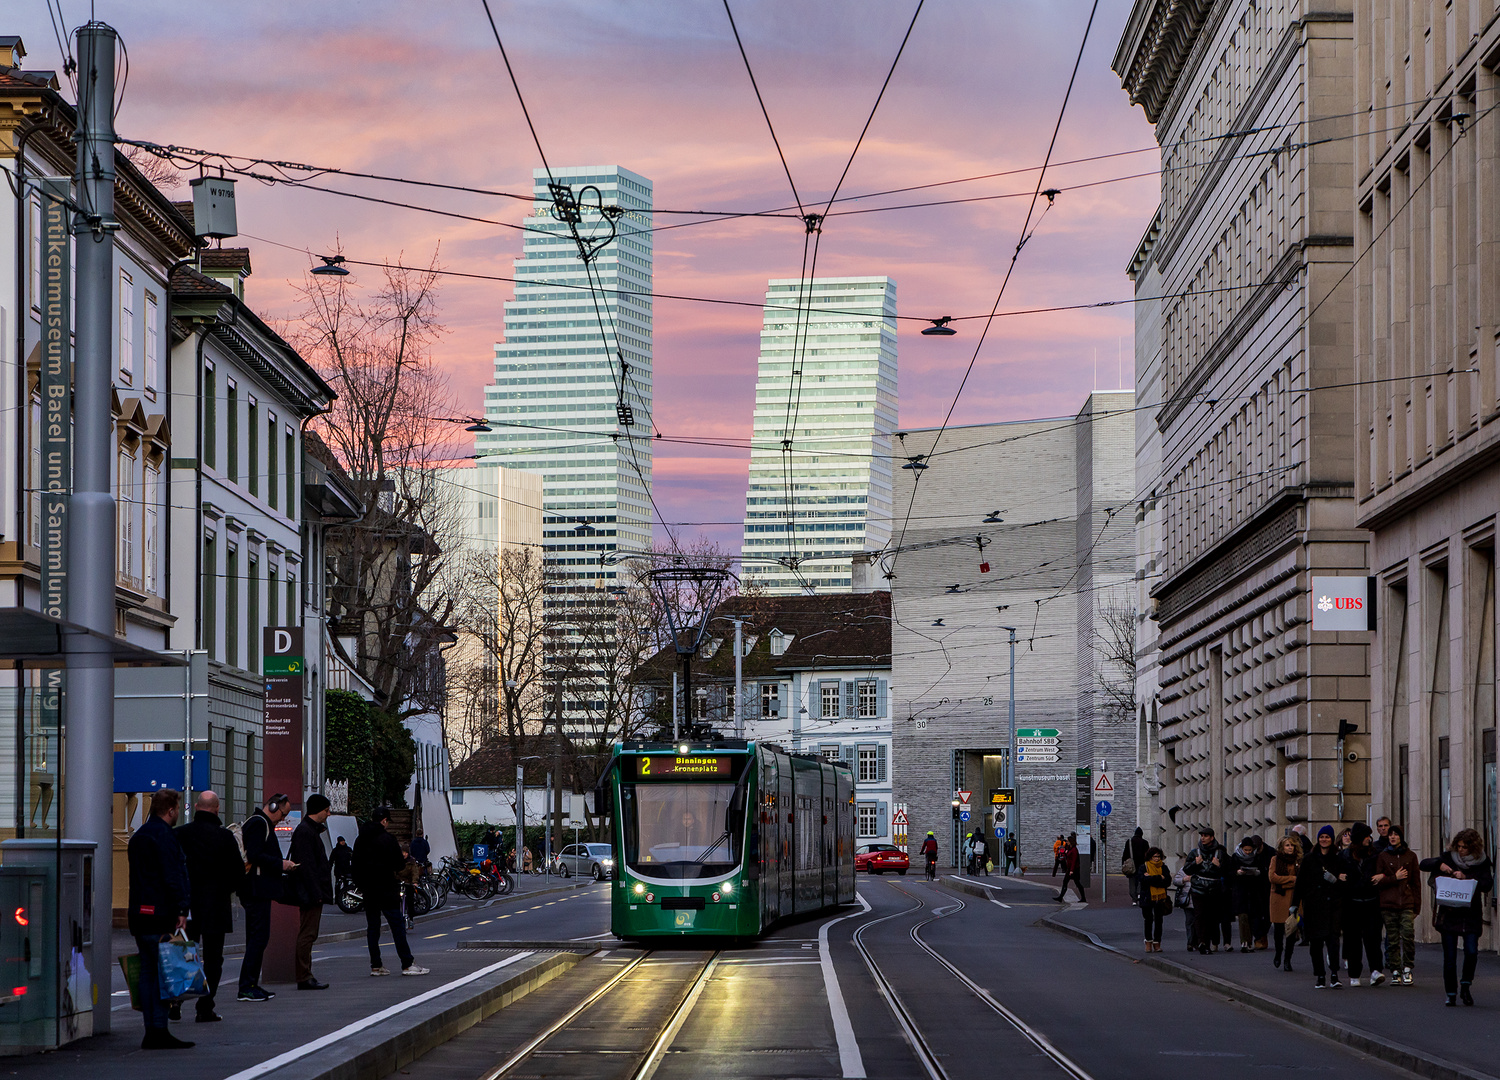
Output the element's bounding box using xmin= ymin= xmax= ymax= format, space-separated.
xmin=678 ymin=743 xmax=690 ymax=754
xmin=720 ymin=881 xmax=733 ymax=895
xmin=633 ymin=882 xmax=645 ymax=895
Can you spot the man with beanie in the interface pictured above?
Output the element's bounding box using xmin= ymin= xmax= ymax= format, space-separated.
xmin=1184 ymin=827 xmax=1229 ymax=953
xmin=128 ymin=789 xmax=193 ymax=1049
xmin=1373 ymin=822 xmax=1421 ymax=984
xmin=1337 ymin=821 xmax=1384 ymax=985
xmin=286 ymin=794 xmax=335 ymax=989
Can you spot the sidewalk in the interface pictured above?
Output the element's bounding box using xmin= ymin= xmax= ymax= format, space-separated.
xmin=1044 ymin=881 xmax=1500 ymax=1080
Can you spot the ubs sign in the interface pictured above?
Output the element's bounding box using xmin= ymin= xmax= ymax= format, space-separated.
xmin=1310 ymin=576 xmax=1376 ymax=632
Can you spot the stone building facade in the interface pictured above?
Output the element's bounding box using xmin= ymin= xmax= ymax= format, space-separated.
xmin=889 ymin=394 xmax=1134 ymax=870
xmin=1114 ymin=0 xmax=1370 ymax=855
xmin=1353 ymin=1 xmax=1500 ymax=909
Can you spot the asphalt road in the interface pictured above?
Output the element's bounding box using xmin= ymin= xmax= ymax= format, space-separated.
xmin=392 ymin=873 xmax=1418 ymax=1080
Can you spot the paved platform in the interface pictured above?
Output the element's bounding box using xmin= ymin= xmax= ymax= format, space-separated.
xmin=1039 ymin=886 xmax=1500 ymax=1080
xmin=3 ymin=946 xmax=582 ymax=1080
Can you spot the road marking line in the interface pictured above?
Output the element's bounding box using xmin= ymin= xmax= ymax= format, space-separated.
xmin=990 ymin=896 xmax=1012 ymax=909
xmin=820 ymin=893 xmax=871 ymax=1079
xmin=221 ymin=951 xmax=535 ymax=1080
xmin=425 ymin=933 xmax=447 ymax=939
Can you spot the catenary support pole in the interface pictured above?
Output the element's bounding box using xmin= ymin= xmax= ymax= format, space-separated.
xmin=1002 ymin=627 xmax=1017 ymax=850
xmin=733 ymin=618 xmax=744 ymax=739
xmin=515 ymin=765 xmax=524 ymax=872
xmin=69 ymin=22 xmax=120 ymax=1034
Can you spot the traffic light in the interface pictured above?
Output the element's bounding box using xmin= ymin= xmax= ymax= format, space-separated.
xmin=951 ymin=799 xmax=960 ymax=820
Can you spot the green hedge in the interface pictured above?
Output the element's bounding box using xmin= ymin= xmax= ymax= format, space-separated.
xmin=325 ymin=689 xmax=376 ymax=818
xmin=370 ymin=706 xmax=415 ymax=809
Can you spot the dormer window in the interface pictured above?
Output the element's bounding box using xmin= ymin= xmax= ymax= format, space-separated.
xmin=769 ymin=628 xmax=791 ymax=656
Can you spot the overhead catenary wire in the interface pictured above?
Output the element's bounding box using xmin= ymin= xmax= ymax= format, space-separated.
xmin=887 ymin=0 xmax=1100 ymax=577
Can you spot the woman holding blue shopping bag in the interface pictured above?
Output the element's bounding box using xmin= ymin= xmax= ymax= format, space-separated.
xmin=127 ymin=789 xmax=196 ymax=1050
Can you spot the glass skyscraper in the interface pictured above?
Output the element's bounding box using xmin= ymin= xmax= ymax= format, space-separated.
xmin=739 ymin=277 xmax=897 ymax=593
xmin=478 ymin=166 xmax=653 ymax=584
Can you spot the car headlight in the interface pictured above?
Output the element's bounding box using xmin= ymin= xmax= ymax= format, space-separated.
xmin=603 ymin=858 xmax=615 ymax=865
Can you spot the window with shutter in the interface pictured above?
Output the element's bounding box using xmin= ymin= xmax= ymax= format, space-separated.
xmin=858 ymin=679 xmax=878 ymax=717
xmin=844 ymin=680 xmax=857 ymax=718
xmin=877 ymin=678 xmax=888 ymax=718
xmin=821 ymin=681 xmax=841 ymax=718
xmin=857 ymin=744 xmax=878 ymax=783
xmin=877 ymin=743 xmax=888 ymax=782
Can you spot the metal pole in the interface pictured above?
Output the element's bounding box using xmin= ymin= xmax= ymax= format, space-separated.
xmin=1002 ymin=627 xmax=1017 ymax=850
xmin=544 ymin=771 xmax=551 ymax=876
xmin=69 ymin=22 xmax=119 ymax=1034
xmin=682 ymin=655 xmax=692 ymax=741
xmin=183 ymin=649 xmax=193 ymax=806
xmin=552 ymin=677 xmax=564 ymax=864
xmin=672 ymin=669 xmax=679 ymax=743
xmin=734 ymin=618 xmax=744 ymax=739
xmin=515 ymin=764 xmax=524 ymax=874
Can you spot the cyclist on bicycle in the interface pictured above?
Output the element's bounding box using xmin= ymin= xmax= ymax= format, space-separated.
xmin=921 ymin=831 xmax=939 ymax=880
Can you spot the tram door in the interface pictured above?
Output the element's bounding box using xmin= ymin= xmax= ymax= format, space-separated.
xmin=759 ymin=751 xmax=779 ymax=928
xmin=837 ymin=766 xmax=855 ymax=901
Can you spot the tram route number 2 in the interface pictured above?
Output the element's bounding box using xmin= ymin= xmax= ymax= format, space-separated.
xmin=637 ymin=755 xmax=731 ymax=778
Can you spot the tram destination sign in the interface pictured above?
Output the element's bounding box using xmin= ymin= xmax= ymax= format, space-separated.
xmin=637 ymin=755 xmax=732 ymax=779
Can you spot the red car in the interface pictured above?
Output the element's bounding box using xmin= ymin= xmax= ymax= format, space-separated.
xmin=855 ymin=844 xmax=909 ymax=875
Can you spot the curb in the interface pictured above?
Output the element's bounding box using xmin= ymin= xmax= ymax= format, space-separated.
xmin=1042 ymin=914 xmax=1493 ymax=1080
xmin=264 ymin=949 xmax=587 ymax=1080
xmin=458 ymin=940 xmax=608 ymax=952
xmin=221 ymin=881 xmax=595 ymax=957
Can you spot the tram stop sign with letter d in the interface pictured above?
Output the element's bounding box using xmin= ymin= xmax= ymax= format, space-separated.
xmin=1310 ymin=576 xmax=1376 ymax=632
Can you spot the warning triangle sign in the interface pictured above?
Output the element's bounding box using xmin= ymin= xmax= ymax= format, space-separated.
xmin=1093 ymin=773 xmax=1114 ymax=796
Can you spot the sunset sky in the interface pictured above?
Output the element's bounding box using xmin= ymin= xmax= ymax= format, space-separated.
xmin=14 ymin=1 xmax=1159 ymax=548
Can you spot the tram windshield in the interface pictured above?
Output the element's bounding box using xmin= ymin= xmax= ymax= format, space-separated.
xmin=621 ymin=781 xmax=743 ymax=879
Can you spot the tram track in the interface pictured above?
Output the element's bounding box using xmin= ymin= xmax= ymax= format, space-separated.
xmin=477 ymin=948 xmax=720 ymax=1080
xmin=852 ymin=881 xmax=1096 ymax=1080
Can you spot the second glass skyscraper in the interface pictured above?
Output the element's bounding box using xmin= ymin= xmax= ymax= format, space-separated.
xmin=739 ymin=277 xmax=897 ymax=593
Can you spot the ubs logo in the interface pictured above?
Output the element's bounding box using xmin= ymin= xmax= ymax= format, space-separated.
xmin=1317 ymin=595 xmax=1362 ymax=612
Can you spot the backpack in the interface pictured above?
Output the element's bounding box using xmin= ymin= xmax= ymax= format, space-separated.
xmin=228 ymin=819 xmax=253 ymax=872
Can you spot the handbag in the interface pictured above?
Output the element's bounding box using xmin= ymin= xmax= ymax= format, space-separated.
xmin=158 ymin=933 xmax=209 ymax=1002
xmin=1435 ymin=876 xmax=1479 ymax=908
xmin=1121 ymin=857 xmax=1137 ymax=877
xmin=1155 ymin=895 xmax=1174 ymax=917
xmin=1283 ymin=909 xmax=1301 ymax=938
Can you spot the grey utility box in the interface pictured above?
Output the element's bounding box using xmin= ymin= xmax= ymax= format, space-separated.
xmin=0 ymin=841 xmax=96 ymax=1053
xmin=190 ymin=175 xmax=238 ymax=239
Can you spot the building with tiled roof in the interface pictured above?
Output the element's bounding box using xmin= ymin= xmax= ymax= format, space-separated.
xmin=632 ymin=590 xmax=896 ymax=844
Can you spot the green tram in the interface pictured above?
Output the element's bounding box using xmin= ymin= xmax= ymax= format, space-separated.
xmin=601 ymin=740 xmax=856 ymax=938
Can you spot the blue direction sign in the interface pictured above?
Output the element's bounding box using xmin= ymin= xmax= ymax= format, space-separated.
xmin=994 ymin=827 xmax=1007 ymax=839
xmin=1095 ymin=800 xmax=1113 ymax=817
xmin=959 ymin=809 xmax=971 ymax=821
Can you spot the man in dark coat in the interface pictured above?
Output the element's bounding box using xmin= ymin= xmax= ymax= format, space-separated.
xmin=1184 ymin=827 xmax=1229 ymax=953
xmin=175 ymin=790 xmax=243 ymax=1022
xmin=237 ymin=793 xmax=294 ymax=1001
xmin=286 ymin=794 xmax=335 ymax=990
xmin=353 ymin=807 xmax=428 ymax=976
xmin=1124 ymin=827 xmax=1150 ymax=904
xmin=410 ymin=830 xmax=431 ymax=870
xmin=331 ymin=836 xmax=353 ymax=890
xmin=128 ymin=789 xmax=193 ymax=1050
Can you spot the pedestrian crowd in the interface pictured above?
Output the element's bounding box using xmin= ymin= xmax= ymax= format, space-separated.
xmin=1129 ymin=818 xmax=1493 ymax=1006
xmin=126 ymin=789 xmax=431 ymax=1051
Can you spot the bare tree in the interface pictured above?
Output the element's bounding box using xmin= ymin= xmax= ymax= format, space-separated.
xmin=290 ymin=248 xmax=464 ymax=718
xmin=1093 ymin=600 xmax=1138 ymax=723
xmin=124 ymin=144 xmax=183 ymax=191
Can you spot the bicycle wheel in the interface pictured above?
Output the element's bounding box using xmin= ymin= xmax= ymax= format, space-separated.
xmin=336 ymin=882 xmax=364 ymax=914
xmin=461 ymin=874 xmax=494 ymax=901
xmin=410 ymin=883 xmax=432 ymax=917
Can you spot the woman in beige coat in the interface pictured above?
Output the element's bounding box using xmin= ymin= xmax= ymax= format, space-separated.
xmin=1268 ymin=834 xmax=1300 ymax=972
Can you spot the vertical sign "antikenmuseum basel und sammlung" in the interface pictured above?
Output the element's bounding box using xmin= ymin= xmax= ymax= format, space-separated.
xmin=40 ymin=179 xmax=71 ymax=618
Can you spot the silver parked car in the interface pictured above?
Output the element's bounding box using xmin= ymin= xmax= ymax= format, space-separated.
xmin=559 ymin=842 xmax=615 ymax=880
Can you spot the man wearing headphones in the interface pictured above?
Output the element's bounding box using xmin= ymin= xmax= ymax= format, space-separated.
xmin=238 ymin=793 xmax=295 ymax=1002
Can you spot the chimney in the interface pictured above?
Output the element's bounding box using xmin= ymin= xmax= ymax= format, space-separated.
xmin=0 ymin=37 xmax=26 ymax=70
xmin=850 ymin=552 xmax=878 ymax=593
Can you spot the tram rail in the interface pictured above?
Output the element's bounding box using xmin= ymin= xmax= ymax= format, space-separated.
xmin=477 ymin=948 xmax=720 ymax=1080
xmin=853 ymin=881 xmax=1097 ymax=1080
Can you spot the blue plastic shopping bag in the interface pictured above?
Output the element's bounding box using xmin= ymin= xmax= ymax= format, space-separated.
xmin=158 ymin=935 xmax=208 ymax=1001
